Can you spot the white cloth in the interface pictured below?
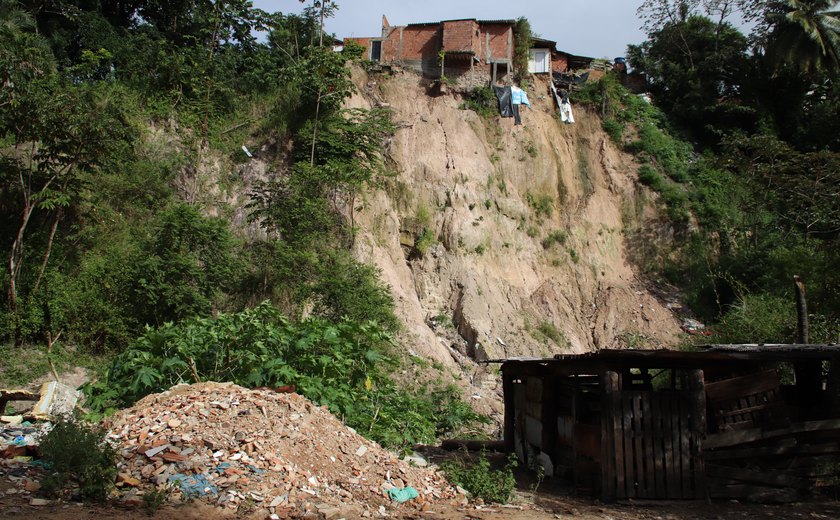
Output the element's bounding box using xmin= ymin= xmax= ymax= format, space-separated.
xmin=560 ymin=101 xmax=575 ymax=123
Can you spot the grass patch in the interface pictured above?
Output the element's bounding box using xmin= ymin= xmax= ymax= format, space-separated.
xmin=541 ymin=230 xmax=567 ymax=249
xmin=0 ymin=342 xmax=101 ymax=388
xmin=526 ymin=191 xmax=553 ymax=218
xmin=460 ymin=86 xmax=497 ymax=118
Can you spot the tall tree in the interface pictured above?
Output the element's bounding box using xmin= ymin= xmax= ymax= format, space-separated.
xmin=627 ymin=15 xmax=755 ymax=143
xmin=764 ymin=0 xmax=840 ymax=75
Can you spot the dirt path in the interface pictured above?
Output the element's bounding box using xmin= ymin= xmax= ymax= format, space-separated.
xmin=4 ymin=477 xmax=839 ymax=520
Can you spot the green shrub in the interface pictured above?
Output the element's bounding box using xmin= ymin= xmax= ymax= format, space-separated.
xmin=443 ymin=452 xmax=518 ymax=504
xmin=526 ymin=142 xmax=538 ymax=158
xmin=83 ymin=303 xmax=485 ymax=449
xmin=541 ymin=230 xmax=567 ymax=249
xmin=526 ymin=191 xmax=553 ymax=218
xmin=716 ymin=294 xmax=796 ymax=344
xmin=602 ymin=119 xmax=624 ymax=142
xmin=415 ymin=228 xmax=437 ymax=255
xmin=536 ymin=321 xmax=566 ymax=345
xmin=142 ymin=488 xmax=169 ymax=514
xmin=38 ymin=417 xmax=117 ymax=501
xmin=461 ymin=86 xmax=497 ymax=118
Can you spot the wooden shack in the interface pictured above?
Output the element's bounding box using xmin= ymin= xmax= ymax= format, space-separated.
xmin=500 ymin=345 xmax=840 ymax=501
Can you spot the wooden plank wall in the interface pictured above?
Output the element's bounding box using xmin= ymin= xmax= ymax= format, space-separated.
xmin=602 ymin=370 xmax=706 ymax=499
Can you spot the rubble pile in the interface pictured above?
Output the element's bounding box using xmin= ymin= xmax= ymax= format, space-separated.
xmin=106 ymin=382 xmax=459 ymax=517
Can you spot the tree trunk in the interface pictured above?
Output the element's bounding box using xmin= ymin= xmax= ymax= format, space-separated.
xmin=794 ymin=275 xmax=809 ymax=343
xmin=32 ymin=208 xmax=62 ymax=294
xmin=310 ymin=90 xmax=322 ymax=166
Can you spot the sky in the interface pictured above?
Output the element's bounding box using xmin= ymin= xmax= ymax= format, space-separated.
xmin=252 ymin=1 xmax=648 ymax=59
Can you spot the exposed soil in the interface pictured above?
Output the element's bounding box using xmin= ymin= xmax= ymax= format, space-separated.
xmin=345 ymin=67 xmax=683 ymax=401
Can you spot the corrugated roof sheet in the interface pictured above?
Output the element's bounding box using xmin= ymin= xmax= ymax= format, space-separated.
xmin=493 ymin=345 xmax=840 ymax=367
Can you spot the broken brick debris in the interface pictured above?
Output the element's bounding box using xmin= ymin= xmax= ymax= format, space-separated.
xmin=105 ymin=382 xmax=458 ymax=516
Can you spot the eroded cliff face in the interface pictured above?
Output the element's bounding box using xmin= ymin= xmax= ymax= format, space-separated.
xmin=346 ymin=68 xmax=682 ymax=371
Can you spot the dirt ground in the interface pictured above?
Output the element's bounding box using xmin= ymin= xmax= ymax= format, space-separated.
xmin=4 ymin=471 xmax=839 ymax=520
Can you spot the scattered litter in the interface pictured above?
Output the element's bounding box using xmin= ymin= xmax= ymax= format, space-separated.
xmin=169 ymin=473 xmax=218 ymax=498
xmin=681 ymin=318 xmax=712 ymax=336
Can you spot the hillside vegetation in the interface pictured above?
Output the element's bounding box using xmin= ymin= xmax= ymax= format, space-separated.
xmin=0 ymin=0 xmax=485 ymax=448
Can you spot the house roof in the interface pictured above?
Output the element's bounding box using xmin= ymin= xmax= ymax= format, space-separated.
xmin=498 ymin=345 xmax=840 ymax=376
xmin=405 ymin=18 xmax=516 ymax=27
xmin=531 ymin=37 xmax=557 ymax=50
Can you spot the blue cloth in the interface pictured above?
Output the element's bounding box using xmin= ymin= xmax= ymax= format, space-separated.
xmin=511 ymin=86 xmax=530 ymax=107
xmin=169 ymin=473 xmax=218 ymax=498
xmin=387 ymin=486 xmax=419 ymax=503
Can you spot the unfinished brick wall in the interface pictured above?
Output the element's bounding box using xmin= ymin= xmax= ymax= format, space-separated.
xmin=381 ymin=27 xmax=400 ymax=62
xmin=392 ymin=25 xmax=441 ymax=76
xmin=398 ymin=25 xmax=440 ymax=61
xmin=480 ymin=24 xmax=512 ymax=64
xmin=442 ymin=20 xmax=478 ymax=53
xmin=552 ymin=52 xmax=569 ymax=73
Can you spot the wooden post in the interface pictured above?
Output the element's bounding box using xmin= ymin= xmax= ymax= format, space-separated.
xmin=794 ymin=275 xmax=809 ymax=343
xmin=503 ymin=372 xmax=515 ymax=453
xmin=542 ymin=377 xmax=558 ymax=475
xmin=601 ymin=370 xmax=620 ymax=499
xmin=793 ymin=275 xmax=821 ymax=410
xmin=687 ymin=369 xmax=707 ymax=499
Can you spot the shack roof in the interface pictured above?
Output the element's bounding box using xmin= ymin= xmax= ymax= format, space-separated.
xmin=499 ymin=345 xmax=840 ymax=376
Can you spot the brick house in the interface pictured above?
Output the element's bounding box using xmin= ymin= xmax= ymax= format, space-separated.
xmin=345 ymin=16 xmax=517 ymax=86
xmin=529 ymin=37 xmax=594 ymax=74
xmin=346 ymin=16 xmax=595 ymax=87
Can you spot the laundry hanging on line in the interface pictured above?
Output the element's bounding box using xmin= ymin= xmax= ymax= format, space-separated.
xmin=510 ymin=85 xmax=530 ymax=107
xmin=560 ymin=101 xmax=575 ymax=124
xmin=494 ymin=86 xmax=513 ymax=117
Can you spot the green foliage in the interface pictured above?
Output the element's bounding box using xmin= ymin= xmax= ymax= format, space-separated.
xmin=627 ymin=15 xmax=757 ymax=144
xmin=764 ymin=0 xmax=840 ymax=77
xmin=513 ymin=18 xmax=533 ymax=83
xmin=341 ymin=40 xmax=366 ymax=61
xmin=602 ymin=118 xmax=624 ymax=142
xmin=525 ymin=225 xmax=539 ymax=238
xmin=130 ymin=204 xmax=239 ymax=327
xmin=536 ymin=321 xmax=567 ymax=346
xmin=38 ymin=416 xmax=117 ymax=501
xmin=541 ymin=230 xmax=567 ymax=249
xmin=443 ymin=452 xmax=518 ymax=504
xmin=526 ymin=191 xmax=553 ymax=218
xmin=461 ymin=86 xmax=497 ymax=118
xmin=415 ymin=228 xmax=437 ymax=255
xmin=143 ymin=488 xmax=169 ymax=514
xmin=526 ymin=142 xmax=538 ymax=158
xmin=580 ymin=75 xmax=691 ymax=223
xmin=716 ymin=294 xmax=796 ymax=344
xmin=84 ymin=303 xmax=484 ymax=448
